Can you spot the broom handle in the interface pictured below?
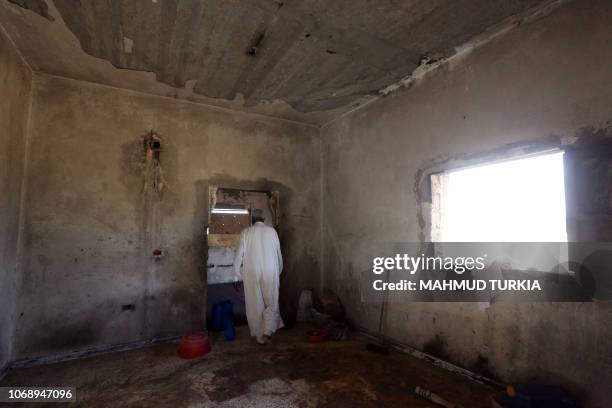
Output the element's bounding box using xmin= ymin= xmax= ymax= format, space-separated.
xmin=415 ymin=386 xmax=463 ymax=408
xmin=377 ymin=268 xmax=390 ymax=339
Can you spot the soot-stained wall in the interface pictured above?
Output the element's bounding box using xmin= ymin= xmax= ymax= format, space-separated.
xmin=14 ymin=74 xmax=321 ymax=359
xmin=321 ymin=1 xmax=612 ymax=407
xmin=0 ymin=28 xmax=31 ymax=371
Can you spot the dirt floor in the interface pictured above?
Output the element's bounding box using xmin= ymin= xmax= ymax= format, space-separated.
xmin=1 ymin=325 xmax=496 ymax=407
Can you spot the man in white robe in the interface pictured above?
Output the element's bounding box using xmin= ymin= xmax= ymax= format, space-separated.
xmin=233 ymin=213 xmax=284 ymax=344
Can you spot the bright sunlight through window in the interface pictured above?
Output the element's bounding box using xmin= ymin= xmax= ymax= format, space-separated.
xmin=431 ymin=151 xmax=567 ymax=242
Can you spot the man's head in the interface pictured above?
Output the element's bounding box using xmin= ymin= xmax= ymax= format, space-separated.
xmin=252 ymin=209 xmax=265 ymax=224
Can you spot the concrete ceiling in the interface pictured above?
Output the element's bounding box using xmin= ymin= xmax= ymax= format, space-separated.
xmin=1 ymin=0 xmax=550 ymax=125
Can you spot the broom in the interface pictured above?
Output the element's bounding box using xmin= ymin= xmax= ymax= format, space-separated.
xmin=366 ymin=268 xmax=390 ymax=354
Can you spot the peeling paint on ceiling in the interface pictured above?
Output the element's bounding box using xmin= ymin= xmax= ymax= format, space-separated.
xmin=1 ymin=0 xmax=554 ymax=124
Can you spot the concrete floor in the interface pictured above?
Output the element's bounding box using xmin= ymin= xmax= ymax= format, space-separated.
xmin=1 ymin=325 xmax=496 ymax=407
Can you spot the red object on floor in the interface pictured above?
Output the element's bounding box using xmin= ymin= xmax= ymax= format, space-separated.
xmin=306 ymin=329 xmax=329 ymax=343
xmin=178 ymin=332 xmax=211 ymax=359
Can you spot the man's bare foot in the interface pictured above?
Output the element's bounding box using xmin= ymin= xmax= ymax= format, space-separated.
xmin=256 ymin=336 xmax=267 ymax=345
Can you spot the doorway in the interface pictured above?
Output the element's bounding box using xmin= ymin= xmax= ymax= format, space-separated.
xmin=205 ymin=186 xmax=280 ymax=327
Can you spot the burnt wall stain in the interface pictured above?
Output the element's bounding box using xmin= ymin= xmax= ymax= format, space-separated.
xmin=140 ymin=132 xmax=165 ymax=335
xmin=143 ymin=287 xmax=204 ymax=339
xmin=119 ymin=131 xmax=184 ymax=337
xmin=572 ymin=124 xmax=612 ymax=144
xmin=29 ymin=322 xmax=97 ymax=354
xmin=119 ymin=130 xmax=180 ymax=218
xmin=119 ymin=138 xmax=148 ymax=208
xmin=422 ymin=334 xmax=449 ymax=362
xmin=565 ymin=125 xmax=612 ymax=241
xmin=471 ymin=354 xmax=495 ymax=379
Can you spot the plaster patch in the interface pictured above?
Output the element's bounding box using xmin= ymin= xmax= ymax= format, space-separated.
xmin=123 ymin=36 xmax=134 ymax=54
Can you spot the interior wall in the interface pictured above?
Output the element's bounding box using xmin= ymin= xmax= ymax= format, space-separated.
xmin=321 ymin=1 xmax=612 ymax=407
xmin=0 ymin=28 xmax=31 ymax=371
xmin=14 ymin=74 xmax=321 ymax=360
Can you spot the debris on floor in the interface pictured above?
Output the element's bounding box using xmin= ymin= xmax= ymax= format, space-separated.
xmin=0 ymin=325 xmax=497 ymax=407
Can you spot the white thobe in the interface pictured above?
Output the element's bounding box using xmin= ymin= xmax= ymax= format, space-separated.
xmin=233 ymin=222 xmax=284 ymax=338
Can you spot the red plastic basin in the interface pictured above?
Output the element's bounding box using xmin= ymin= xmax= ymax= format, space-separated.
xmin=306 ymin=329 xmax=329 ymax=343
xmin=178 ymin=332 xmax=211 ymax=359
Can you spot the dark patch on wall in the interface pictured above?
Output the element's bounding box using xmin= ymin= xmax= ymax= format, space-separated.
xmin=472 ymin=354 xmax=495 ymax=379
xmin=119 ymin=131 xmax=179 ymax=212
xmin=120 ymin=139 xmax=148 ymax=206
xmin=573 ymin=124 xmax=612 ymax=143
xmin=144 ymin=287 xmax=203 ymax=339
xmin=119 ymin=131 xmax=181 ymax=249
xmin=566 ymin=147 xmax=612 ymax=190
xmin=29 ymin=321 xmax=97 ymax=354
xmin=8 ymin=0 xmax=54 ymax=21
xmin=565 ymin=127 xmax=612 ymax=241
xmin=118 ymin=131 xmax=184 ymax=338
xmin=422 ymin=334 xmax=449 ymax=362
